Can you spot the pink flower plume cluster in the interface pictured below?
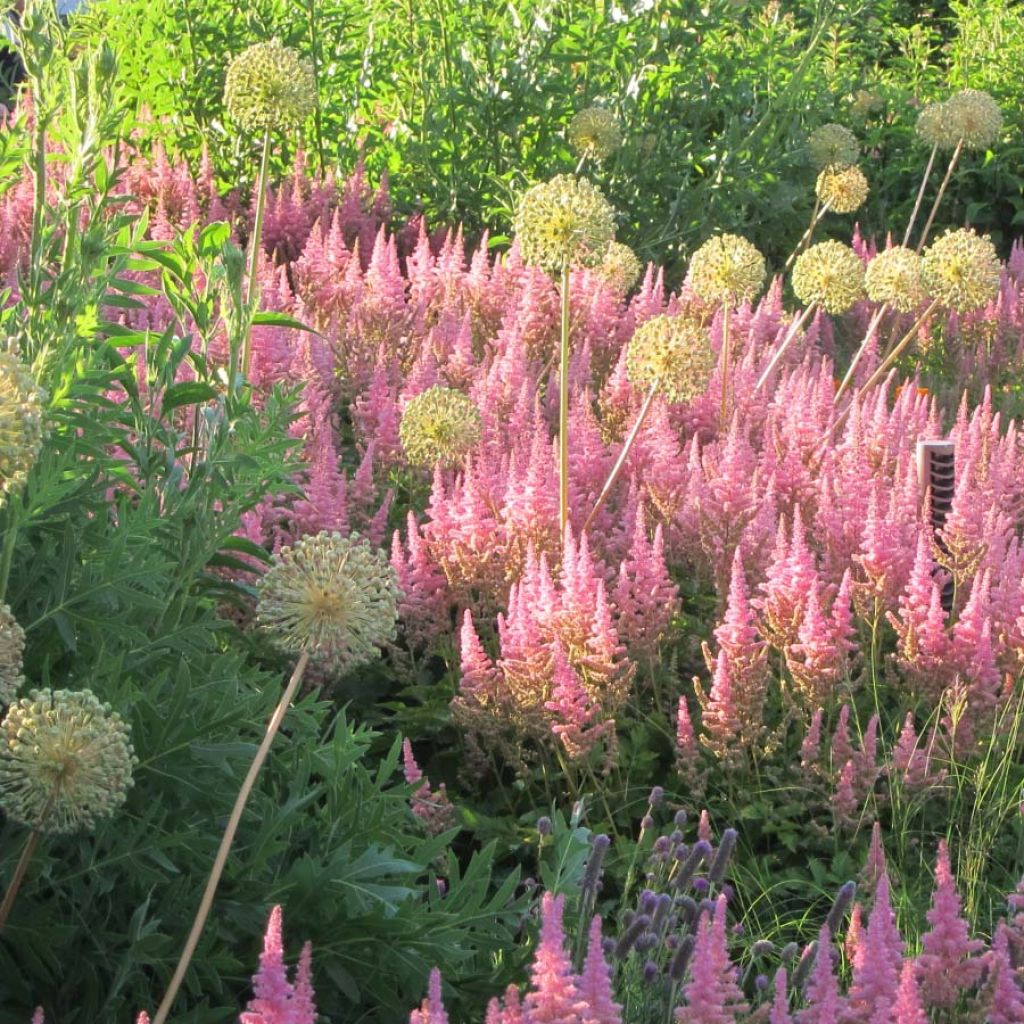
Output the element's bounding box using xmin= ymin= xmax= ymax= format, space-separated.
xmin=240 ymin=905 xmax=316 ymax=1024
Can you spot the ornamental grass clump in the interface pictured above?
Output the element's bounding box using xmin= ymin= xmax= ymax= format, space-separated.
xmin=0 ymin=689 xmax=136 ymax=929
xmin=224 ymin=41 xmax=316 ymax=381
xmin=0 ymin=351 xmax=44 ymax=505
xmin=399 ymin=386 xmax=482 ymax=468
xmin=0 ymin=604 xmax=25 ymax=705
xmin=687 ymin=233 xmax=765 ymax=425
xmin=155 ymin=530 xmax=399 ymax=1024
xmin=568 ymin=106 xmax=622 ymax=164
xmin=514 ymin=174 xmax=616 ymax=535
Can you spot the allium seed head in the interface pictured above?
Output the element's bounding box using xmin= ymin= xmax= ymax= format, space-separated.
xmin=791 ymin=240 xmax=865 ymax=313
xmin=815 ymin=163 xmax=869 ymax=214
xmin=850 ymin=89 xmax=882 ymax=121
xmin=568 ymin=106 xmax=622 ymax=161
xmin=688 ymin=233 xmax=766 ymax=306
xmin=0 ymin=689 xmax=136 ymax=834
xmin=865 ymin=246 xmax=927 ymax=312
xmin=806 ymin=123 xmax=859 ymax=171
xmin=945 ymin=88 xmax=1002 ymax=150
xmin=921 ymin=228 xmax=1001 ymax=313
xmin=597 ymin=241 xmax=643 ymax=295
xmin=256 ymin=531 xmax=400 ymax=672
xmin=626 ymin=314 xmax=715 ymax=404
xmin=399 ymin=386 xmax=482 ymax=467
xmin=0 ymin=352 xmax=44 ymax=505
xmin=514 ymin=174 xmax=616 ymax=274
xmin=0 ymin=604 xmax=25 ymax=705
xmin=224 ymin=41 xmax=316 ymax=134
xmin=915 ymin=102 xmax=954 ymax=149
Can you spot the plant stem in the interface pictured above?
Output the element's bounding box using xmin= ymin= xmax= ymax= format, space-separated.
xmin=754 ymin=303 xmax=817 ymax=392
xmin=583 ymin=378 xmax=659 ymax=534
xmin=784 ymin=197 xmax=828 ymax=271
xmin=916 ymin=138 xmax=964 ymax=254
xmin=240 ymin=129 xmax=272 ymax=383
xmin=152 ymin=650 xmax=311 ymax=1024
xmin=718 ymin=304 xmax=732 ymax=430
xmin=902 ymin=142 xmax=938 ymax=247
xmin=305 ymin=0 xmax=327 ymax=176
xmin=0 ymin=497 xmax=22 ymax=602
xmin=828 ymin=297 xmax=940 ymax=439
xmin=0 ymin=827 xmax=42 ymax=933
xmin=558 ymin=262 xmax=571 ymax=538
xmin=834 ymin=303 xmax=889 ymax=402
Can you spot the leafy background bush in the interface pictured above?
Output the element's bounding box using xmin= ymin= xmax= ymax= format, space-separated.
xmin=61 ymin=0 xmax=1024 ymax=274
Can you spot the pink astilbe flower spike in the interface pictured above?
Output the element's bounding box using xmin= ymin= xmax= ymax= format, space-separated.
xmin=769 ymin=968 xmax=793 ymax=1024
xmin=676 ymin=695 xmax=701 ymax=781
xmin=891 ymin=960 xmax=927 ymax=1024
xmin=916 ymin=840 xmax=984 ymax=1007
xmin=796 ymin=928 xmax=844 ymax=1024
xmin=986 ymin=923 xmax=1024 ymax=1024
xmin=577 ymin=916 xmax=623 ymax=1024
xmin=136 ymin=1014 xmax=151 ymax=1024
xmin=525 ymin=893 xmax=585 ymax=1024
xmin=844 ymin=873 xmax=902 ymax=1023
xmin=410 ymin=968 xmax=449 ymax=1024
xmin=800 ymin=708 xmax=824 ymax=775
xmin=241 ymin=905 xmax=317 ymax=1024
xmin=675 ymin=895 xmax=747 ymax=1024
xmin=31 ymin=1011 xmax=43 ymax=1024
xmin=695 ymin=649 xmax=745 ymax=762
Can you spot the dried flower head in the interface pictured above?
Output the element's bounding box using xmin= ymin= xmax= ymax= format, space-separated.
xmin=568 ymin=107 xmax=622 ymax=161
xmin=865 ymin=246 xmax=927 ymax=312
xmin=514 ymin=174 xmax=616 ymax=274
xmin=806 ymin=124 xmax=859 ymax=171
xmin=597 ymin=241 xmax=643 ymax=296
xmin=400 ymin=386 xmax=482 ymax=467
xmin=850 ymin=89 xmax=882 ymax=121
xmin=815 ymin=164 xmax=869 ymax=214
xmin=921 ymin=228 xmax=1001 ymax=313
xmin=224 ymin=41 xmax=316 ymax=134
xmin=256 ymin=531 xmax=400 ymax=672
xmin=915 ymin=101 xmax=953 ymax=149
xmin=626 ymin=314 xmax=716 ymax=403
xmin=0 ymin=351 xmax=44 ymax=504
xmin=688 ymin=233 xmax=766 ymax=306
xmin=0 ymin=689 xmax=136 ymax=834
xmin=0 ymin=604 xmax=25 ymax=705
xmin=945 ymin=88 xmax=1002 ymax=150
xmin=791 ymin=240 xmax=865 ymax=313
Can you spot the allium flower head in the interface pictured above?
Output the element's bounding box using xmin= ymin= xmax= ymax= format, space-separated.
xmin=806 ymin=123 xmax=859 ymax=170
xmin=815 ymin=164 xmax=869 ymax=214
xmin=921 ymin=228 xmax=1001 ymax=313
xmin=514 ymin=175 xmax=616 ymax=274
xmin=568 ymin=107 xmax=622 ymax=161
xmin=850 ymin=89 xmax=882 ymax=121
xmin=598 ymin=241 xmax=643 ymax=295
xmin=0 ymin=689 xmax=136 ymax=834
xmin=945 ymin=88 xmax=1002 ymax=150
xmin=626 ymin=314 xmax=715 ymax=404
xmin=0 ymin=351 xmax=44 ymax=504
xmin=224 ymin=41 xmax=316 ymax=134
xmin=400 ymin=386 xmax=482 ymax=467
xmin=0 ymin=603 xmax=25 ymax=705
xmin=791 ymin=240 xmax=865 ymax=313
xmin=865 ymin=246 xmax=927 ymax=312
xmin=688 ymin=233 xmax=766 ymax=306
xmin=915 ymin=102 xmax=953 ymax=149
xmin=256 ymin=531 xmax=400 ymax=672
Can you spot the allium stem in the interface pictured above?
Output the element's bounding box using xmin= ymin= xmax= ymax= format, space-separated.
xmin=916 ymin=138 xmax=964 ymax=254
xmin=240 ymin=128 xmax=273 ymax=383
xmin=718 ymin=304 xmax=732 ymax=430
xmin=0 ymin=826 xmax=41 ymax=933
xmin=834 ymin=303 xmax=889 ymax=402
xmin=784 ymin=198 xmax=829 ymax=272
xmin=153 ymin=649 xmax=311 ymax=1024
xmin=829 ymin=297 xmax=940 ymax=439
xmin=902 ymin=142 xmax=938 ymax=247
xmin=558 ymin=262 xmax=571 ymax=537
xmin=583 ymin=378 xmax=659 ymax=534
xmin=754 ymin=303 xmax=817 ymax=392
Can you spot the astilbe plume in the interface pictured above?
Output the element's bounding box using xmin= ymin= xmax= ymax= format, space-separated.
xmin=985 ymin=924 xmax=1024 ymax=1024
xmin=675 ymin=894 xmax=748 ymax=1024
xmin=240 ymin=906 xmax=316 ymax=1024
xmin=402 ymin=739 xmax=456 ymax=837
xmin=843 ymin=872 xmax=902 ymax=1023
xmin=525 ymin=893 xmax=585 ymax=1023
xmin=410 ymin=968 xmax=449 ymax=1024
xmin=915 ymin=840 xmax=985 ymax=1006
xmin=797 ymin=927 xmax=845 ymax=1024
xmin=577 ymin=916 xmax=623 ymax=1024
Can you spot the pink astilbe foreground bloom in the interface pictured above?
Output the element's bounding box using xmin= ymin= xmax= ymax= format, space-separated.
xmin=240 ymin=906 xmax=317 ymax=1024
xmin=797 ymin=928 xmax=845 ymax=1024
xmin=891 ymin=960 xmax=927 ymax=1024
xmin=410 ymin=968 xmax=449 ymax=1024
xmin=844 ymin=873 xmax=902 ymax=1023
xmin=769 ymin=968 xmax=793 ymax=1024
xmin=986 ymin=923 xmax=1024 ymax=1024
xmin=675 ymin=895 xmax=748 ymax=1024
xmin=402 ymin=738 xmax=456 ymax=836
xmin=525 ymin=893 xmax=585 ymax=1024
xmin=916 ymin=839 xmax=985 ymax=1007
xmin=577 ymin=916 xmax=623 ymax=1024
